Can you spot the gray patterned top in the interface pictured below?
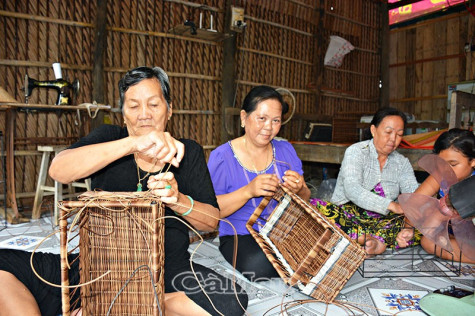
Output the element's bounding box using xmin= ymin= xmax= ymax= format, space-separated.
xmin=331 ymin=139 xmax=419 ymax=215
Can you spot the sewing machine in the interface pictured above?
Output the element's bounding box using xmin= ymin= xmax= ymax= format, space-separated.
xmin=24 ymin=63 xmax=79 ymax=105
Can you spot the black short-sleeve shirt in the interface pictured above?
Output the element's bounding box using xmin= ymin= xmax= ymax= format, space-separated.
xmin=69 ymin=124 xmax=218 ymax=272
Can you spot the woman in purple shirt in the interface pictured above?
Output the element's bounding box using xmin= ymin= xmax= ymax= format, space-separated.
xmin=208 ymin=86 xmax=311 ymax=281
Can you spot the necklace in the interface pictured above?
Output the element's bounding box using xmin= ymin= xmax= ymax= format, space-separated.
xmin=134 ymin=153 xmax=158 ymax=192
xmin=243 ymin=137 xmax=272 ymax=174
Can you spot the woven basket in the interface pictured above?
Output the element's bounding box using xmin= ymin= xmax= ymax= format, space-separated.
xmin=59 ymin=192 xmax=165 ymax=316
xmin=246 ymin=185 xmax=365 ymax=302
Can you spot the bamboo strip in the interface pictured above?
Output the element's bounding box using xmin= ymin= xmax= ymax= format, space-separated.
xmin=109 ymin=26 xmax=219 ymax=45
xmin=244 ymin=15 xmax=313 ymax=36
xmin=287 ymin=0 xmax=316 ymax=10
xmin=102 ymin=67 xmax=221 ymax=81
xmin=235 ymin=80 xmax=314 ymax=94
xmin=238 ymin=47 xmax=313 ymax=65
xmin=325 ymin=11 xmax=376 ymax=29
xmin=321 ymin=92 xmax=378 ymax=103
xmin=326 ymin=66 xmax=379 ymax=77
xmin=0 ymin=10 xmax=93 ymax=28
xmin=390 ymin=95 xmax=447 ymax=103
xmin=0 ymin=59 xmax=92 ymax=71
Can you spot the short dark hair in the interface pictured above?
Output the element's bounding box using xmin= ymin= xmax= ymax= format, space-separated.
xmin=362 ymin=107 xmax=407 ymax=140
xmin=241 ymin=85 xmax=289 ymax=115
xmin=370 ymin=107 xmax=407 ymax=128
xmin=118 ymin=66 xmax=171 ymax=110
xmin=433 ymin=128 xmax=475 ymax=159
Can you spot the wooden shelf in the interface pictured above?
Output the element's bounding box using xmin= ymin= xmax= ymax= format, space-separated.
xmin=168 ymin=24 xmax=226 ymax=42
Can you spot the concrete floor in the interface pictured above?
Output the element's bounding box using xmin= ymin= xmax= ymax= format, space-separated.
xmin=0 ymin=215 xmax=473 ymax=315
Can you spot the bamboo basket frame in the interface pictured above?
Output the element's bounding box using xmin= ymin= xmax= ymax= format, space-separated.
xmin=246 ymin=185 xmax=365 ymax=302
xmin=59 ymin=192 xmax=165 ymax=316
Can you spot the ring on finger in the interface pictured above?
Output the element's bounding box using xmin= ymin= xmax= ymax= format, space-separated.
xmin=295 ymin=179 xmax=300 ymax=184
xmin=165 ymin=185 xmax=172 ymax=189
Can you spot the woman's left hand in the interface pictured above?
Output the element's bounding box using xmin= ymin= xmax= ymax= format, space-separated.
xmin=147 ymin=172 xmax=178 ymax=204
xmin=282 ymin=170 xmax=304 ymax=194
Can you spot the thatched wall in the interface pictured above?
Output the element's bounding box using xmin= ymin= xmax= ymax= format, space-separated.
xmin=0 ymin=0 xmax=384 ymax=210
xmin=389 ymin=10 xmax=475 ymax=121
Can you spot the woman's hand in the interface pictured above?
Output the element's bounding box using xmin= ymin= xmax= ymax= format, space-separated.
xmin=282 ymin=170 xmax=304 ymax=194
xmin=134 ymin=131 xmax=185 ymax=167
xmin=388 ymin=201 xmax=404 ymax=214
xmin=147 ymin=172 xmax=178 ymax=204
xmin=246 ymin=174 xmax=280 ymax=198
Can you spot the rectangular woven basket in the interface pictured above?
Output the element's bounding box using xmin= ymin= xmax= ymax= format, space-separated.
xmin=59 ymin=192 xmax=165 ymax=316
xmin=246 ymin=185 xmax=365 ymax=302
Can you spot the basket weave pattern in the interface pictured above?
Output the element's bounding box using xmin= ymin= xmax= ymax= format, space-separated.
xmin=247 ymin=185 xmax=365 ymax=302
xmin=60 ymin=193 xmax=165 ymax=316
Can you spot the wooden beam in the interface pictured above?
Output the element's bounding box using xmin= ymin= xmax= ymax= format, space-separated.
xmin=380 ymin=0 xmax=389 ymax=108
xmin=91 ymin=0 xmax=108 ymax=130
xmin=222 ymin=1 xmax=238 ymax=140
xmin=389 ymin=54 xmax=464 ymax=68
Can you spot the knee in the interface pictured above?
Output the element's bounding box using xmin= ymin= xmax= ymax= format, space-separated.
xmin=0 ymin=271 xmax=41 ymax=316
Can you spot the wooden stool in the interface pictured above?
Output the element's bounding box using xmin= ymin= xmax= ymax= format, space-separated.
xmin=32 ymin=145 xmax=91 ymax=224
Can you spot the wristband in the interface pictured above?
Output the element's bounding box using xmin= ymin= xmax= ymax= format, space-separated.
xmin=175 ymin=195 xmax=194 ymax=216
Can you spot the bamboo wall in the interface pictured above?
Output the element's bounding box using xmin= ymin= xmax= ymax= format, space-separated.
xmin=0 ymin=0 xmax=384 ymax=210
xmin=316 ymin=0 xmax=384 ymax=142
xmin=389 ymin=10 xmax=475 ymax=121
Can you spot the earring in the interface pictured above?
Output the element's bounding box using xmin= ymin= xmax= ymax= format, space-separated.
xmin=241 ymin=122 xmax=245 ymax=128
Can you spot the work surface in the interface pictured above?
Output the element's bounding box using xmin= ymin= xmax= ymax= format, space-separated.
xmin=292 ymin=142 xmax=431 ymax=172
xmin=1 ymin=215 xmax=473 ymax=315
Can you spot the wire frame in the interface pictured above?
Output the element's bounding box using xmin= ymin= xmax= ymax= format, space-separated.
xmin=59 ymin=192 xmax=165 ymax=316
xmin=247 ymin=185 xmax=365 ymax=302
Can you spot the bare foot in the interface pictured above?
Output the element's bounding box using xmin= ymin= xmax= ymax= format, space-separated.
xmin=357 ymin=235 xmax=386 ymax=257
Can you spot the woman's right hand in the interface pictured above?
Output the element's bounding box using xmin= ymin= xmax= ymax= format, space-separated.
xmin=133 ymin=131 xmax=185 ymax=167
xmin=246 ymin=174 xmax=280 ymax=198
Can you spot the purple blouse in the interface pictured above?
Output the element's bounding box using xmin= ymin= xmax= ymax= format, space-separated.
xmin=207 ymin=138 xmax=304 ymax=236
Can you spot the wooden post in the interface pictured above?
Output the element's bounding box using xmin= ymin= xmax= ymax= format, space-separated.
xmin=380 ymin=0 xmax=389 ymax=108
xmin=221 ymin=0 xmax=237 ymax=142
xmin=5 ymin=109 xmax=18 ymax=218
xmin=314 ymin=1 xmax=325 ymax=110
xmin=91 ymin=0 xmax=108 ymax=130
